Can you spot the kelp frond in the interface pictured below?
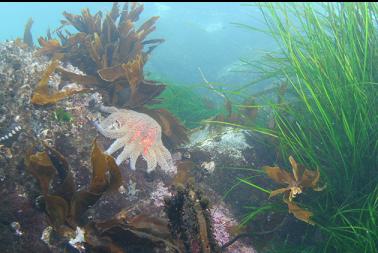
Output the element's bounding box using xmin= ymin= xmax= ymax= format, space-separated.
xmin=25 ymin=139 xmax=182 ymax=252
xmin=23 ymin=17 xmax=34 ymax=47
xmin=31 ymin=54 xmax=90 ymax=105
xmin=263 ymin=156 xmax=325 ymax=224
xmin=34 ymin=2 xmax=187 ymax=147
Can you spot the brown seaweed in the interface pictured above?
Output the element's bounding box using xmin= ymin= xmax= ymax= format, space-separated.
xmin=26 ymin=139 xmax=182 ymax=252
xmin=36 ymin=2 xmax=164 ymax=108
xmin=25 ymin=150 xmax=56 ymax=195
xmin=23 ymin=17 xmax=34 ymax=47
xmin=34 ymin=2 xmax=188 ymax=148
xmin=31 ymin=54 xmax=91 ymax=105
xmin=172 ymin=160 xmax=196 ymax=186
xmin=87 ymin=212 xmax=180 ymax=252
xmin=26 ymin=139 xmax=121 ymax=227
xmin=36 ymin=38 xmax=62 ymax=56
xmin=165 ymin=183 xmax=221 ymax=253
xmin=263 ymin=156 xmax=326 ymax=225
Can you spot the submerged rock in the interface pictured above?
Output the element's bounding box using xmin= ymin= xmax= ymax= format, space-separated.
xmin=0 ymin=41 xmax=264 ymax=252
xmin=186 ymin=125 xmax=257 ymax=167
xmin=0 ymin=41 xmax=98 ymax=253
xmin=183 ymin=124 xmax=276 ymax=250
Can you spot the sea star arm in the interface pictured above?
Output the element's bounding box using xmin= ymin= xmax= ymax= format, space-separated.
xmin=129 ymin=148 xmax=142 ymax=171
xmin=154 ymin=146 xmax=171 ymax=172
xmin=105 ymin=136 xmax=130 ymax=155
xmin=144 ymin=149 xmax=158 ymax=173
xmin=95 ymin=119 xmax=125 ymax=139
xmin=99 ymin=105 xmax=119 ymax=114
xmin=115 ymin=142 xmax=137 ymax=165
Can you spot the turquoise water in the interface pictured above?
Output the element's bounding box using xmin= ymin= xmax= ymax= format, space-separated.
xmin=0 ymin=2 xmax=276 ymax=86
xmin=1 ymin=3 xmax=376 ymax=253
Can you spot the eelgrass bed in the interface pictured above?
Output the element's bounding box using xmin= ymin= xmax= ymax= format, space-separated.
xmin=227 ymin=2 xmax=378 ymax=253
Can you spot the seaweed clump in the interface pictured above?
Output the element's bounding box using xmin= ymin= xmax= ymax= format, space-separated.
xmin=264 ymin=156 xmax=325 ymax=225
xmin=23 ymin=17 xmax=34 ymax=47
xmin=34 ymin=2 xmax=188 ymax=148
xmin=31 ymin=53 xmax=90 ymax=105
xmin=37 ymin=2 xmax=164 ymax=108
xmin=164 ymin=182 xmax=221 ymax=253
xmin=25 ymin=139 xmax=179 ymax=252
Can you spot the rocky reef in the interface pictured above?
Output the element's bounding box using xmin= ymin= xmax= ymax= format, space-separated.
xmin=0 ymin=3 xmax=275 ymax=252
xmin=0 ymin=40 xmax=99 ymax=253
xmin=0 ymin=39 xmax=264 ymax=252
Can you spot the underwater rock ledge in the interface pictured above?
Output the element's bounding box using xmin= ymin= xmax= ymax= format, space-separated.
xmin=0 ymin=41 xmax=261 ymax=253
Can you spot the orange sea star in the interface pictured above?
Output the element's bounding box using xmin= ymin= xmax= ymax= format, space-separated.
xmin=95 ymin=106 xmax=175 ymax=174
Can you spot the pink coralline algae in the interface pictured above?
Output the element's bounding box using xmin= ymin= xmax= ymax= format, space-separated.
xmin=211 ymin=204 xmax=257 ymax=253
xmin=210 ymin=205 xmax=237 ymax=246
xmin=95 ymin=107 xmax=175 ymax=174
xmin=150 ymin=181 xmax=172 ymax=207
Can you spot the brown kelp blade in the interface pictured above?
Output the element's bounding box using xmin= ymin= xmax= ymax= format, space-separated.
xmin=57 ymin=67 xmax=100 ymax=86
xmin=31 ymin=54 xmax=91 ymax=105
xmin=90 ymin=209 xmax=177 ymax=252
xmin=122 ymin=54 xmax=144 ymax=96
xmin=263 ymin=166 xmax=293 ymax=185
xmin=35 ymin=2 xmax=166 ymax=110
xmin=70 ymin=190 xmax=102 ymax=226
xmin=45 ymin=194 xmax=69 ymax=228
xmin=98 ymin=64 xmax=125 ymax=82
xmin=36 ymin=38 xmax=62 ymax=56
xmin=23 ymin=17 xmax=34 ymax=47
xmin=43 ymin=143 xmax=75 ymax=201
xmin=89 ymin=139 xmax=122 ymax=194
xmin=71 ymin=140 xmax=122 ymax=226
xmin=25 ymin=150 xmax=56 ymax=195
xmin=26 ymin=139 xmax=123 ymax=229
xmin=289 ymin=156 xmax=304 ymax=182
xmin=269 ymin=187 xmax=290 ymax=198
xmin=301 ymin=168 xmax=321 ymax=189
xmin=126 ymin=80 xmax=166 ymax=108
xmin=128 ymin=215 xmax=171 ymax=239
xmin=284 ymin=197 xmax=315 ymax=225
